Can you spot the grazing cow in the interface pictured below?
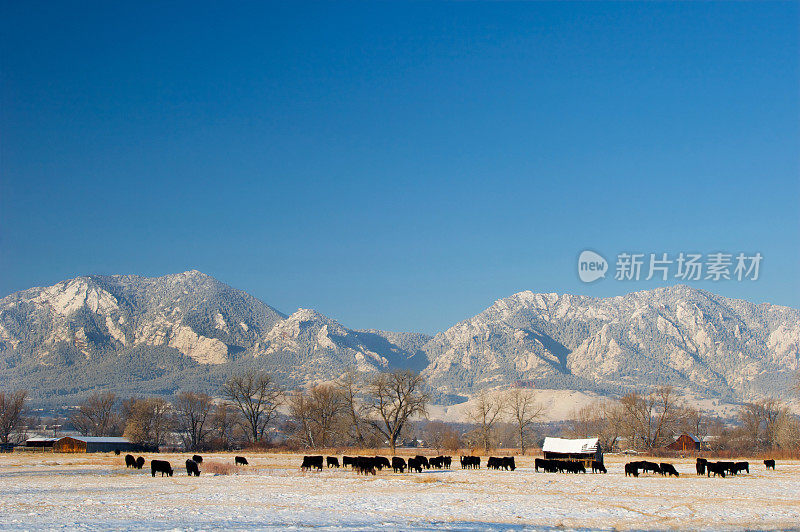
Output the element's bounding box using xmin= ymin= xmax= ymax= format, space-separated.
xmin=125 ymin=454 xmax=136 ymax=468
xmin=534 ymin=458 xmax=546 ymax=472
xmin=374 ymin=456 xmax=391 ymax=471
xmin=501 ymin=457 xmax=516 ymax=471
xmin=696 ymin=458 xmax=707 ymax=476
xmin=443 ymin=456 xmax=452 ymax=469
xmin=342 ymin=456 xmax=356 ymax=468
xmin=592 ymin=461 xmax=607 ymax=474
xmin=392 ymin=457 xmax=407 ymax=473
xmin=192 ymin=454 xmax=203 ymax=464
xmin=354 ymin=456 xmax=376 ymax=475
xmin=706 ymin=461 xmax=726 ymax=478
xmin=639 ymin=461 xmax=661 ymax=475
xmin=114 ymin=449 xmax=121 ymax=456
xmin=460 ymin=456 xmax=480 ymax=469
xmin=734 ymin=461 xmax=749 ymax=475
xmin=185 ymin=459 xmax=200 ymax=476
xmin=414 ymin=455 xmax=430 ymax=469
xmin=429 ymin=456 xmax=443 ymax=469
xmin=235 ymin=456 xmax=249 ymax=466
xmin=624 ymin=462 xmax=639 ymax=477
xmin=764 ymin=459 xmax=775 ymax=470
xmin=718 ymin=461 xmax=737 ymax=476
xmin=407 ymin=457 xmax=423 ymax=473
xmin=659 ymin=463 xmax=679 ymax=477
xmin=135 ymin=457 xmax=145 ymax=469
xmin=326 ymin=456 xmax=340 ymax=468
xmin=151 ymin=459 xmax=173 ymax=477
xmin=486 ymin=457 xmax=500 ymax=470
xmin=301 ymin=455 xmax=324 ymax=471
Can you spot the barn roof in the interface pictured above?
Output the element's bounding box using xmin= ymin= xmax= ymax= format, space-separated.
xmin=26 ymin=437 xmax=59 ymax=443
xmin=60 ymin=436 xmax=131 ymax=444
xmin=542 ymin=437 xmax=599 ymax=454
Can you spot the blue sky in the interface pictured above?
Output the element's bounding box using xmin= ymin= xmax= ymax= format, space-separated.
xmin=1 ymin=2 xmax=798 ymax=333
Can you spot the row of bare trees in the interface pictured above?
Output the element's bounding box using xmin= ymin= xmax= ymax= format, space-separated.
xmin=567 ymin=386 xmax=800 ymax=454
xmin=466 ymin=389 xmax=546 ymax=454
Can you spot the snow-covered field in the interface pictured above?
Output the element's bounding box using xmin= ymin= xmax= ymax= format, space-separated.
xmin=1 ymin=452 xmax=798 ymax=531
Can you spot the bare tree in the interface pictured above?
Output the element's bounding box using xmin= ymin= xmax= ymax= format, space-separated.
xmin=738 ymin=398 xmax=789 ymax=451
xmin=70 ymin=392 xmax=120 ymax=436
xmin=338 ymin=370 xmax=367 ymax=447
xmin=0 ymin=390 xmax=27 ymax=444
xmin=289 ymin=384 xmax=346 ymax=448
xmin=468 ymin=391 xmax=505 ymax=454
xmin=223 ymin=370 xmax=284 ymax=443
xmin=567 ymin=400 xmax=624 ymax=453
xmin=364 ymin=370 xmax=429 ymax=453
xmin=209 ymin=402 xmax=239 ymax=450
xmin=123 ymin=398 xmax=172 ymax=446
xmin=680 ymin=405 xmax=710 ymax=447
xmin=504 ymin=388 xmax=545 ymax=455
xmin=619 ymin=387 xmax=683 ymax=450
xmin=173 ymin=392 xmax=214 ymax=451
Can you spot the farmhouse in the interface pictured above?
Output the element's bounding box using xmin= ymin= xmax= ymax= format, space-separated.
xmin=665 ymin=433 xmax=701 ymax=452
xmin=542 ymin=437 xmax=602 ymax=466
xmin=52 ymin=436 xmax=140 ymax=453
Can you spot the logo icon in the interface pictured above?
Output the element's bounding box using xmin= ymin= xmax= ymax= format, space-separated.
xmin=578 ymin=250 xmax=607 ymax=283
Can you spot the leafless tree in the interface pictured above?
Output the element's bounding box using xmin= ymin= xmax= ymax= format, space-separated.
xmin=504 ymin=389 xmax=545 ymax=454
xmin=567 ymin=400 xmax=625 ymax=453
xmin=70 ymin=392 xmax=120 ymax=437
xmin=738 ymin=398 xmax=789 ymax=451
xmin=468 ymin=391 xmax=505 ymax=453
xmin=289 ymin=384 xmax=346 ymax=448
xmin=619 ymin=386 xmax=683 ymax=450
xmin=338 ymin=370 xmax=367 ymax=447
xmin=173 ymin=391 xmax=214 ymax=451
xmin=679 ymin=405 xmax=710 ymax=446
xmin=223 ymin=370 xmax=284 ymax=443
xmin=123 ymin=398 xmax=172 ymax=446
xmin=0 ymin=390 xmax=28 ymax=444
xmin=209 ymin=402 xmax=239 ymax=450
xmin=364 ymin=370 xmax=429 ymax=453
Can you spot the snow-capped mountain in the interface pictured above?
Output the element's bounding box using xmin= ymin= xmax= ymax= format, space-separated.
xmin=422 ymin=287 xmax=800 ymax=401
xmin=1 ymin=271 xmax=797 ymax=404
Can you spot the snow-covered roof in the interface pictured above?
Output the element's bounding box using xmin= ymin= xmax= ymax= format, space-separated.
xmin=61 ymin=436 xmax=131 ymax=444
xmin=542 ymin=437 xmax=599 ymax=454
xmin=26 ymin=437 xmax=59 ymax=443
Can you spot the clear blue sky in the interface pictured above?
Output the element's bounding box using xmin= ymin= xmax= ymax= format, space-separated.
xmin=2 ymin=2 xmax=798 ymax=334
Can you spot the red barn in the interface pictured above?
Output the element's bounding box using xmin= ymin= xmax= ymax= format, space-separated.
xmin=665 ymin=433 xmax=701 ymax=452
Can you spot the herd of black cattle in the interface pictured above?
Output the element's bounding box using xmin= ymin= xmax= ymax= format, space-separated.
xmin=117 ymin=449 xmax=779 ymax=479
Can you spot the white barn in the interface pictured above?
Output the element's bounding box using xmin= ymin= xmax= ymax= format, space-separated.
xmin=542 ymin=437 xmax=602 ymax=465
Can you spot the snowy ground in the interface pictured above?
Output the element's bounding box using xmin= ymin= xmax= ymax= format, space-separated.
xmin=1 ymin=453 xmax=798 ymax=531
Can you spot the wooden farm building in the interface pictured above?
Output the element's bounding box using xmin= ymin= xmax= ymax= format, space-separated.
xmin=542 ymin=437 xmax=602 ymax=466
xmin=22 ymin=437 xmax=59 ymax=451
xmin=52 ymin=436 xmax=140 ymax=453
xmin=665 ymin=433 xmax=701 ymax=452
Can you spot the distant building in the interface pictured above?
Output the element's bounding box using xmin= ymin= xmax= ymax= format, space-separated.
xmin=22 ymin=437 xmax=59 ymax=451
xmin=52 ymin=436 xmax=142 ymax=453
xmin=664 ymin=433 xmax=701 ymax=452
xmin=542 ymin=437 xmax=602 ymax=465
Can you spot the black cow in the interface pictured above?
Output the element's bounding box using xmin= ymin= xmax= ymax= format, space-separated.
xmin=734 ymin=461 xmax=749 ymax=474
xmin=326 ymin=456 xmax=340 ymax=468
xmin=460 ymin=456 xmax=480 ymax=469
xmin=764 ymin=459 xmax=775 ymax=470
xmin=392 ymin=457 xmax=407 ymax=473
xmin=354 ymin=456 xmax=376 ymax=475
xmin=407 ymin=457 xmax=423 ymax=473
xmin=301 ymin=455 xmax=324 ymax=471
xmin=639 ymin=461 xmax=661 ymax=475
xmin=192 ymin=454 xmax=203 ymax=464
xmin=374 ymin=456 xmax=391 ymax=471
xmin=151 ymin=459 xmax=173 ymax=477
xmin=659 ymin=463 xmax=679 ymax=477
xmin=706 ymin=461 xmax=726 ymax=478
xmin=185 ymin=459 xmax=200 ymax=476
xmin=125 ymin=454 xmax=136 ymax=468
xmin=443 ymin=456 xmax=452 ymax=469
xmin=592 ymin=461 xmax=607 ymax=474
xmin=502 ymin=457 xmax=516 ymax=471
xmin=135 ymin=456 xmax=145 ymax=469
xmin=624 ymin=462 xmax=639 ymax=477
xmin=696 ymin=458 xmax=707 ymax=476
xmin=342 ymin=456 xmax=356 ymax=468
xmin=114 ymin=449 xmax=121 ymax=456
xmin=718 ymin=461 xmax=736 ymax=476
xmin=429 ymin=456 xmax=443 ymax=469
xmin=486 ymin=457 xmax=500 ymax=469
xmin=414 ymin=455 xmax=430 ymax=469
xmin=235 ymin=456 xmax=248 ymax=466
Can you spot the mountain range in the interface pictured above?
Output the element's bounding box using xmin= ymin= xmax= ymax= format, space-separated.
xmin=1 ymin=270 xmax=797 ymax=406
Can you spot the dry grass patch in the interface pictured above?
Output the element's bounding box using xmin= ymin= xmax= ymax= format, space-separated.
xmin=203 ymin=461 xmax=237 ymax=475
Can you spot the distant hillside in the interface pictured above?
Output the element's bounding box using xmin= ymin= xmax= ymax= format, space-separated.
xmin=1 ymin=271 xmax=797 ymax=405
